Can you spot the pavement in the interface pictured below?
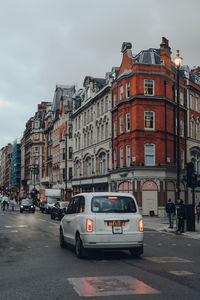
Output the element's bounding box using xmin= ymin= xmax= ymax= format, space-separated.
xmin=144 ymin=216 xmax=200 ymax=240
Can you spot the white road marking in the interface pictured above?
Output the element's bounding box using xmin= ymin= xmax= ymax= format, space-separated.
xmin=145 ymin=257 xmax=192 ymax=263
xmin=169 ymin=271 xmax=194 ymax=276
xmin=4 ymin=225 xmax=27 ymax=229
xmin=187 ymin=244 xmax=191 ymax=247
xmin=171 ymin=244 xmax=176 ymax=246
xmin=157 ymin=243 xmax=162 ymax=246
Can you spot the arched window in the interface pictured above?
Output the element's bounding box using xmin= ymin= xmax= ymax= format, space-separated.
xmin=191 ymin=151 xmax=200 ymax=174
xmin=86 ymin=157 xmax=92 ymax=177
xmin=99 ymin=153 xmax=106 ymax=175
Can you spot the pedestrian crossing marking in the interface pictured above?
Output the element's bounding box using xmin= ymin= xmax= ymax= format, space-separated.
xmin=169 ymin=271 xmax=194 ymax=276
xmin=68 ymin=276 xmax=159 ymax=297
xmin=4 ymin=225 xmax=27 ymax=228
xmin=145 ymin=257 xmax=192 ymax=263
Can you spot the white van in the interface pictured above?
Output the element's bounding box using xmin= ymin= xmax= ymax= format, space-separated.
xmin=40 ymin=189 xmax=61 ymax=213
xmin=60 ymin=192 xmax=143 ymax=258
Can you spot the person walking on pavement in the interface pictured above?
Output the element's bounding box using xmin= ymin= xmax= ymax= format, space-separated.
xmin=196 ymin=202 xmax=200 ymax=224
xmin=176 ymin=199 xmax=185 ymax=234
xmin=2 ymin=195 xmax=8 ymax=211
xmin=166 ymin=198 xmax=176 ymax=228
xmin=10 ymin=197 xmax=15 ymax=211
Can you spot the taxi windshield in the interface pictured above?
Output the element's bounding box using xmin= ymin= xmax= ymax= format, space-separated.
xmin=91 ymin=196 xmax=137 ymax=213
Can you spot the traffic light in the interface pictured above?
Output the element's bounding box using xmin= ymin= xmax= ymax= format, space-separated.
xmin=186 ymin=162 xmax=197 ymax=188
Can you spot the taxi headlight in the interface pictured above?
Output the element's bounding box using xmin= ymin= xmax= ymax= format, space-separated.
xmin=21 ymin=205 xmax=23 ymax=208
xmin=31 ymin=206 xmax=34 ymax=208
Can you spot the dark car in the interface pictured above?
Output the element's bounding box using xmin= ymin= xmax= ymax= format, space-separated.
xmin=51 ymin=201 xmax=68 ymax=220
xmin=20 ymin=199 xmax=35 ymax=213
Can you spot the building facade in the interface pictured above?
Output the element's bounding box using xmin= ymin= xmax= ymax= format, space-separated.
xmin=72 ymin=72 xmax=116 ymax=194
xmin=110 ymin=38 xmax=187 ymax=216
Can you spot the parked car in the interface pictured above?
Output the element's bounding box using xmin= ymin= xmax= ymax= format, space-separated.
xmin=51 ymin=201 xmax=69 ymax=220
xmin=59 ymin=192 xmax=144 ymax=258
xmin=20 ymin=199 xmax=35 ymax=213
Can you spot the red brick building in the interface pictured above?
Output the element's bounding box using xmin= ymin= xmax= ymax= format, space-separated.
xmin=110 ymin=37 xmax=187 ymax=216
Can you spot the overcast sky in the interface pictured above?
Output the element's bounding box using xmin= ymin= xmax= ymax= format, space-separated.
xmin=0 ymin=0 xmax=200 ymax=149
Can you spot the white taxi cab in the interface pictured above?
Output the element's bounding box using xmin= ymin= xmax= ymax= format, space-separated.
xmin=59 ymin=192 xmax=143 ymax=258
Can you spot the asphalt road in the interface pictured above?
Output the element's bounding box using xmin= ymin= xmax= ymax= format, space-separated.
xmin=0 ymin=208 xmax=200 ymax=300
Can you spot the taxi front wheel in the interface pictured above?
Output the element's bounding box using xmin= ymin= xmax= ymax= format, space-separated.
xmin=59 ymin=229 xmax=67 ymax=248
xmin=129 ymin=247 xmax=143 ymax=258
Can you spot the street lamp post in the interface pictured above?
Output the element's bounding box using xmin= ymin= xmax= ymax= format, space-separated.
xmin=173 ymin=50 xmax=183 ymax=200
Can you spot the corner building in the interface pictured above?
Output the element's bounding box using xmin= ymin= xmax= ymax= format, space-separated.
xmin=111 ymin=37 xmax=186 ymax=216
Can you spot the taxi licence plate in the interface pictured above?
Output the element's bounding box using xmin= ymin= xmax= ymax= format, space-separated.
xmin=107 ymin=220 xmax=126 ymax=226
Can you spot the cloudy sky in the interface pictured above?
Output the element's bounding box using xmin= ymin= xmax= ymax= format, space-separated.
xmin=0 ymin=0 xmax=200 ymax=149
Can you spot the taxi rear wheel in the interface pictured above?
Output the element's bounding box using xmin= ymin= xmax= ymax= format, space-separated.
xmin=75 ymin=234 xmax=87 ymax=258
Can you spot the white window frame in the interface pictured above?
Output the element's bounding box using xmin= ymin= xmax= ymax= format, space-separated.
xmin=191 ymin=120 xmax=194 ymax=138
xmin=126 ymin=82 xmax=130 ymax=98
xmin=144 ymin=79 xmax=154 ymax=96
xmin=145 ymin=144 xmax=155 ymax=166
xmin=78 ymin=136 xmax=81 ymax=150
xmin=97 ymin=102 xmax=100 ymax=117
xmin=196 ymin=96 xmax=199 ymax=112
xmin=114 ymin=150 xmax=117 ymax=169
xmin=144 ymin=111 xmax=155 ymax=130
xmin=100 ymin=153 xmax=106 ymax=175
xmin=126 ymin=113 xmax=130 ymax=131
xmin=120 ymin=85 xmax=123 ymax=100
xmin=86 ymin=157 xmax=92 ymax=177
xmin=78 ymin=116 xmax=81 ymax=129
xmin=114 ymin=121 xmax=117 ymax=137
xmin=75 ymin=118 xmax=77 ymax=131
xmin=120 ymin=115 xmax=123 ymax=133
xmin=34 ymin=133 xmax=39 ymax=140
xmin=34 ymin=121 xmax=40 ymax=129
xmin=180 ymin=120 xmax=184 ymax=137
xmin=101 ymin=99 xmax=104 ymax=115
xmin=105 ymin=96 xmax=108 ymax=111
xmin=91 ymin=107 xmax=93 ymax=122
xmin=120 ymin=146 xmax=123 ymax=168
xmin=180 ymin=92 xmax=184 ymax=106
xmin=113 ymin=94 xmax=117 ymax=106
xmin=126 ymin=145 xmax=131 ymax=167
xmin=190 ymin=94 xmax=194 ymax=110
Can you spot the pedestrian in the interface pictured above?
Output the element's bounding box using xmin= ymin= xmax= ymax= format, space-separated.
xmin=176 ymin=199 xmax=185 ymax=234
xmin=2 ymin=195 xmax=8 ymax=211
xmin=6 ymin=198 xmax=9 ymax=210
xmin=10 ymin=198 xmax=15 ymax=211
xmin=196 ymin=202 xmax=200 ymax=224
xmin=165 ymin=198 xmax=176 ymax=228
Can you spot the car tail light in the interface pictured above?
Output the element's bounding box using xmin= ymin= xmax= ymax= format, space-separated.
xmin=139 ymin=219 xmax=144 ymax=232
xmin=86 ymin=219 xmax=93 ymax=232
